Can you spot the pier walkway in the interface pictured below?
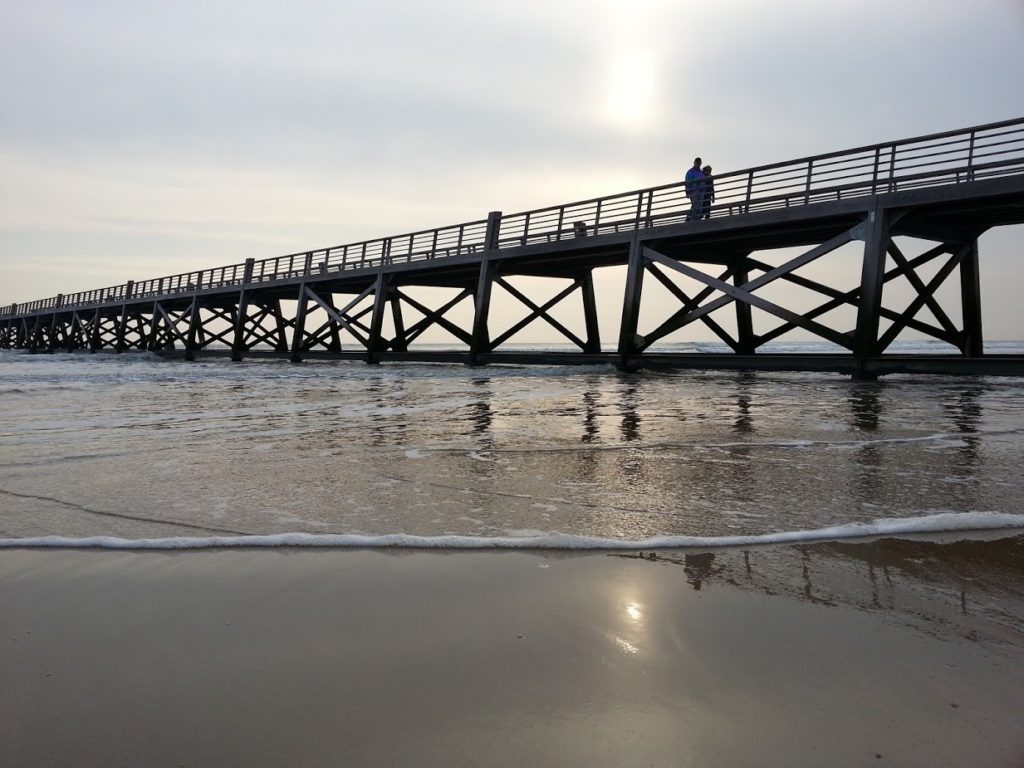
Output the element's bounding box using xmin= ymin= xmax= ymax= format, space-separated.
xmin=3 ymin=118 xmax=1024 ymax=377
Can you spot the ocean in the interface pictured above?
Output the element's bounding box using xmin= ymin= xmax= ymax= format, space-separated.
xmin=2 ymin=341 xmax=1023 ymax=548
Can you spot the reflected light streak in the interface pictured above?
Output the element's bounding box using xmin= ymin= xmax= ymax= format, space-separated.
xmin=611 ymin=635 xmax=639 ymax=655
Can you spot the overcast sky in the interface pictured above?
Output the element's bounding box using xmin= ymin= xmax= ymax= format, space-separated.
xmin=2 ymin=0 xmax=1023 ymax=340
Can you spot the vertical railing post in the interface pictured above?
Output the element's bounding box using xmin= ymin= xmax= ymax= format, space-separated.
xmin=56 ymin=294 xmax=64 ymax=308
xmin=966 ymin=130 xmax=976 ymax=182
xmin=887 ymin=145 xmax=897 ymax=192
xmin=555 ymin=207 xmax=565 ymax=241
xmin=745 ymin=170 xmax=754 ymax=213
xmin=484 ymin=211 xmax=501 ymax=251
xmin=594 ymin=200 xmax=603 ymax=233
xmin=804 ymin=160 xmax=813 ymax=205
xmin=871 ymin=147 xmax=881 ymax=194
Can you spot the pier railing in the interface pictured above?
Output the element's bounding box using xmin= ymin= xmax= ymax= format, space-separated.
xmin=5 ymin=117 xmax=1024 ymax=318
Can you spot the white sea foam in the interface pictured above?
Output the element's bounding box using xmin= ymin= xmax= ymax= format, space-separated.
xmin=2 ymin=512 xmax=1022 ymax=551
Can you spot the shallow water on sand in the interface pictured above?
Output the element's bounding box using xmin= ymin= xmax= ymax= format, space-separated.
xmin=1 ymin=349 xmax=1023 ymax=542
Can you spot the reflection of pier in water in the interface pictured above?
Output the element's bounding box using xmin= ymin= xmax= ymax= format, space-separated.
xmin=616 ymin=535 xmax=1024 ymax=644
xmin=565 ymin=375 xmax=1002 ymax=531
xmin=367 ymin=370 xmax=1016 ymax=541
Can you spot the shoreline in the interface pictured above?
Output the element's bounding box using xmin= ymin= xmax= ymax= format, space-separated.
xmin=3 ymin=536 xmax=1023 ymax=767
xmin=3 ymin=511 xmax=1024 ymax=552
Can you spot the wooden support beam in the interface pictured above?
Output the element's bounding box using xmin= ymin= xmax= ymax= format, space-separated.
xmin=184 ymin=297 xmax=200 ymax=361
xmin=390 ymin=290 xmax=407 ymax=353
xmin=271 ymin=300 xmax=290 ymax=352
xmin=323 ymin=293 xmax=343 ymax=353
xmin=471 ymin=261 xmax=497 ymax=360
xmin=733 ymin=256 xmax=756 ymax=354
xmin=231 ymin=259 xmax=255 ymax=361
xmin=490 ymin=278 xmax=585 ymax=350
xmin=146 ymin=304 xmax=164 ymax=351
xmin=959 ymin=238 xmax=984 ymax=356
xmin=88 ymin=310 xmax=103 ymax=352
xmin=393 ymin=288 xmax=474 ymax=348
xmin=887 ymin=242 xmax=959 ymax=340
xmin=641 ymin=263 xmax=736 ymax=351
xmin=116 ymin=305 xmax=130 ymax=352
xmin=877 ymin=248 xmax=965 ymax=352
xmin=645 ymin=247 xmax=854 ymax=349
xmin=751 ymin=244 xmax=961 ymax=347
xmin=367 ymin=272 xmax=389 ymax=363
xmin=290 ymin=285 xmax=309 ymax=362
xmin=580 ymin=270 xmax=601 ymax=353
xmin=470 ymin=211 xmax=503 ymax=363
xmin=853 ymin=206 xmax=890 ymax=359
xmin=617 ymin=235 xmax=646 ymax=361
xmin=303 ymin=286 xmax=370 ymax=348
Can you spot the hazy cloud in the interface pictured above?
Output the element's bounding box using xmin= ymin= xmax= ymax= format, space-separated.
xmin=1 ymin=0 xmax=1022 ymax=335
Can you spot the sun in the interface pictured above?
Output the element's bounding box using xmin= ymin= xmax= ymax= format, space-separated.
xmin=604 ymin=50 xmax=657 ymax=129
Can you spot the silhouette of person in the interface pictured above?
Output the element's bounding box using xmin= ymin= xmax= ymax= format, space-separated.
xmin=701 ymin=165 xmax=715 ymax=219
xmin=685 ymin=158 xmax=705 ymax=221
xmin=684 ymin=552 xmax=716 ymax=590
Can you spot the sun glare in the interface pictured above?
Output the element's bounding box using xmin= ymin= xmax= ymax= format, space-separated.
xmin=604 ymin=51 xmax=657 ymax=129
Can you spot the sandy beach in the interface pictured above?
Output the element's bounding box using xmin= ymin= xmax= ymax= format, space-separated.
xmin=2 ymin=535 xmax=1022 ymax=767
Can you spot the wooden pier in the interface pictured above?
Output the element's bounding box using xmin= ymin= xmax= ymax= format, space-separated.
xmin=3 ymin=118 xmax=1024 ymax=377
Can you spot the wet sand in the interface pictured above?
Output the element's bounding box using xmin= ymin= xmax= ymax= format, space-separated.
xmin=2 ymin=536 xmax=1023 ymax=767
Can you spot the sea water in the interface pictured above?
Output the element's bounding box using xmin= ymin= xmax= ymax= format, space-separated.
xmin=1 ymin=343 xmax=1023 ymax=548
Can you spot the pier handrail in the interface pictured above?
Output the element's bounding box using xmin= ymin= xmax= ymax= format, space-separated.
xmin=4 ymin=117 xmax=1024 ymax=318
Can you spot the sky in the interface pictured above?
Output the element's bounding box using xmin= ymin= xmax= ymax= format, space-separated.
xmin=2 ymin=0 xmax=1023 ymax=343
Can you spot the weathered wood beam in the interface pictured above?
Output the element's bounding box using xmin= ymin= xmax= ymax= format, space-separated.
xmin=393 ymin=288 xmax=474 ymax=348
xmin=490 ymin=278 xmax=585 ymax=350
xmin=877 ymin=248 xmax=965 ymax=351
xmin=646 ymin=249 xmax=854 ymax=349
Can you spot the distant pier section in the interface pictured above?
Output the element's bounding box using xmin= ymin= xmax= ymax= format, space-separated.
xmin=3 ymin=118 xmax=1024 ymax=377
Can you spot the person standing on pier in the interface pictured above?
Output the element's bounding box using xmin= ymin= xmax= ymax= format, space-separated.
xmin=701 ymin=165 xmax=715 ymax=219
xmin=685 ymin=158 xmax=705 ymax=221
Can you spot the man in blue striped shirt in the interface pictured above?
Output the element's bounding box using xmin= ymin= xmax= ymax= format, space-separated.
xmin=685 ymin=158 xmax=705 ymax=221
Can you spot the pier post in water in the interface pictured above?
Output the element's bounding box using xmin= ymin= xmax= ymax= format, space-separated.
xmin=470 ymin=211 xmax=503 ymax=364
xmin=959 ymin=238 xmax=984 ymax=357
xmin=853 ymin=206 xmax=890 ymax=376
xmin=617 ymin=234 xmax=646 ymax=367
xmin=231 ymin=258 xmax=256 ymax=362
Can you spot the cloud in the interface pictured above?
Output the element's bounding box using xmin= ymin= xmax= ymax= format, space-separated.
xmin=1 ymin=0 xmax=1022 ymax=336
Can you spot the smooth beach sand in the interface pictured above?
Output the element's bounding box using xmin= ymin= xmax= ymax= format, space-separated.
xmin=2 ymin=536 xmax=1023 ymax=767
